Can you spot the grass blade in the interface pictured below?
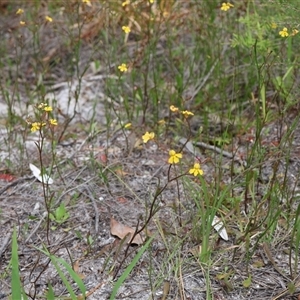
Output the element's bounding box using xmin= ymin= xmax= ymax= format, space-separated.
xmin=49 ymin=255 xmax=77 ymax=300
xmin=11 ymin=227 xmax=27 ymax=300
xmin=57 ymin=257 xmax=86 ymax=296
xmin=109 ymin=236 xmax=154 ymax=300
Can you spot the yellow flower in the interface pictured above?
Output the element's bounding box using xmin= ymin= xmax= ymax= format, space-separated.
xmin=16 ymin=8 xmax=24 ymax=15
xmin=45 ymin=16 xmax=53 ymax=22
xmin=170 ymin=105 xmax=179 ymax=112
xmin=149 ymin=0 xmax=154 ymax=3
xmin=44 ymin=106 xmax=52 ymax=112
xmin=291 ymin=29 xmax=299 ymax=36
xmin=82 ymin=0 xmax=92 ymax=6
xmin=38 ymin=103 xmax=45 ymax=109
xmin=20 ymin=21 xmax=26 ymax=26
xmin=181 ymin=110 xmax=194 ymax=118
xmin=271 ymin=22 xmax=277 ymax=29
xmin=124 ymin=123 xmax=132 ymax=129
xmin=122 ymin=0 xmax=130 ymax=6
xmin=168 ymin=150 xmax=182 ymax=164
xmin=220 ymin=2 xmax=234 ymax=11
xmin=279 ymin=27 xmax=289 ymax=37
xmin=142 ymin=131 xmax=155 ymax=143
xmin=158 ymin=119 xmax=166 ymax=125
xmin=31 ymin=122 xmax=41 ymax=132
xmin=189 ymin=163 xmax=204 ymax=176
xmin=122 ymin=26 xmax=131 ymax=33
xmin=50 ymin=119 xmax=58 ymax=126
xmin=118 ymin=63 xmax=128 ymax=72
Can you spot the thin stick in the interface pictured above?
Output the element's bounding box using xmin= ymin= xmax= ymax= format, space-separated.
xmin=0 ymin=231 xmax=13 ymax=258
xmin=85 ymin=187 xmax=99 ymax=234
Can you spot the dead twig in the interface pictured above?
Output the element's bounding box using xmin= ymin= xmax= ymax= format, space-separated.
xmin=0 ymin=231 xmax=12 ymax=258
xmin=85 ymin=186 xmax=99 ymax=234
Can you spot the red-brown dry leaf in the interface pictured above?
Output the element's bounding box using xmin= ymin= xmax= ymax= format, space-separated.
xmin=73 ymin=260 xmax=85 ymax=280
xmin=110 ymin=217 xmax=143 ymax=245
xmin=115 ymin=168 xmax=129 ymax=177
xmin=0 ymin=174 xmax=16 ymax=182
xmin=98 ymin=153 xmax=107 ymax=164
xmin=117 ymin=197 xmax=128 ymax=204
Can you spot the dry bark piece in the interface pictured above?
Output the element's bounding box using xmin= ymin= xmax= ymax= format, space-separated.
xmin=110 ymin=217 xmax=143 ymax=245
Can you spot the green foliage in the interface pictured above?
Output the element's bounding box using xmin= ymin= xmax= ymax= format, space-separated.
xmin=49 ymin=203 xmax=70 ymax=225
xmin=110 ymin=236 xmax=154 ymax=300
xmin=11 ymin=227 xmax=28 ymax=300
xmin=36 ymin=246 xmax=87 ymax=300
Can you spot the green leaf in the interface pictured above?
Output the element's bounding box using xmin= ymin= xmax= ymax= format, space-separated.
xmin=242 ymin=275 xmax=252 ymax=288
xmin=34 ymin=246 xmax=86 ymax=299
xmin=11 ymin=227 xmax=25 ymax=300
xmin=46 ymin=283 xmax=55 ymax=300
xmin=110 ymin=236 xmax=154 ymax=300
xmin=57 ymin=258 xmax=86 ymax=296
xmin=55 ymin=203 xmax=67 ymax=220
xmin=288 ymin=281 xmax=296 ymax=294
xmin=49 ymin=255 xmax=77 ymax=300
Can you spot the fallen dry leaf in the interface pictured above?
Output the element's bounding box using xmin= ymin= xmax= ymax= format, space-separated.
xmin=0 ymin=173 xmax=16 ymax=182
xmin=116 ymin=197 xmax=128 ymax=204
xmin=115 ymin=167 xmax=130 ymax=177
xmin=97 ymin=153 xmax=107 ymax=164
xmin=73 ymin=260 xmax=85 ymax=280
xmin=110 ymin=217 xmax=143 ymax=245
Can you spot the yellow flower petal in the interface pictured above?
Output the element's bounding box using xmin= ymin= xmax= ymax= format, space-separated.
xmin=16 ymin=8 xmax=24 ymax=15
xmin=44 ymin=106 xmax=52 ymax=112
xmin=170 ymin=105 xmax=179 ymax=112
xmin=220 ymin=2 xmax=234 ymax=11
xmin=50 ymin=119 xmax=58 ymax=126
xmin=189 ymin=163 xmax=204 ymax=176
xmin=142 ymin=131 xmax=155 ymax=143
xmin=168 ymin=150 xmax=182 ymax=164
xmin=122 ymin=26 xmax=131 ymax=33
xmin=45 ymin=16 xmax=53 ymax=22
xmin=279 ymin=27 xmax=289 ymax=37
xmin=181 ymin=110 xmax=194 ymax=117
xmin=118 ymin=63 xmax=128 ymax=72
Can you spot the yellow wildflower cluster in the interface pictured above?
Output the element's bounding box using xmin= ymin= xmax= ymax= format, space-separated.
xmin=168 ymin=151 xmax=204 ymax=175
xmin=142 ymin=105 xmax=204 ymax=175
xmin=16 ymin=8 xmax=25 ymax=26
xmin=37 ymin=103 xmax=52 ymax=111
xmin=31 ymin=122 xmax=46 ymax=132
xmin=169 ymin=105 xmax=194 ymax=118
xmin=28 ymin=103 xmax=58 ymax=133
xmin=279 ymin=27 xmax=299 ymax=37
